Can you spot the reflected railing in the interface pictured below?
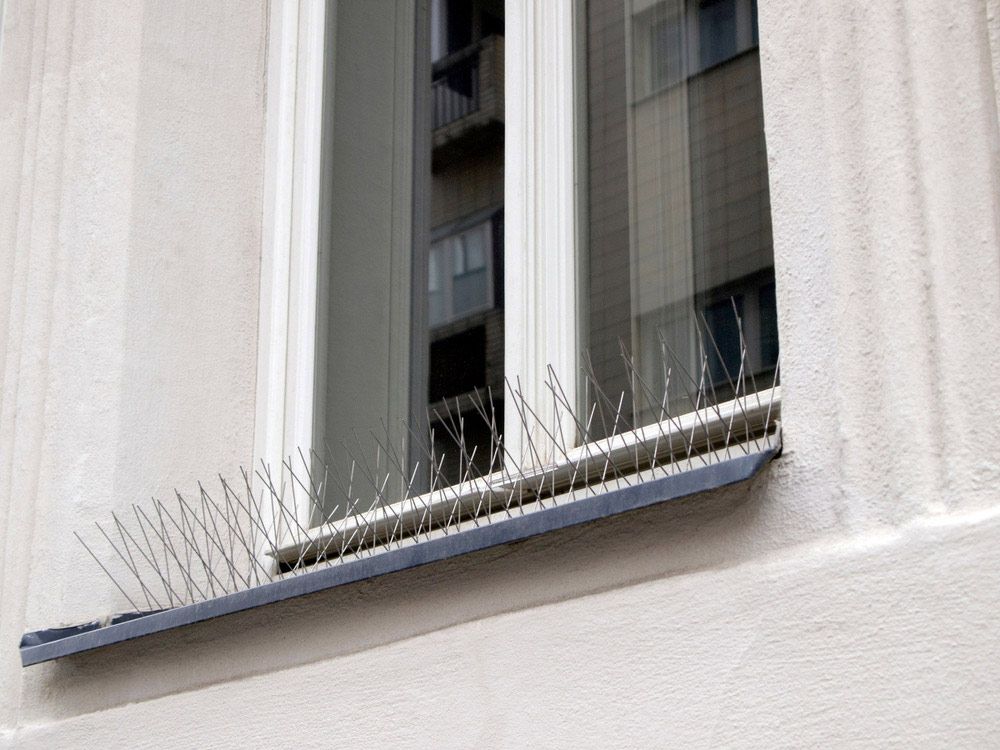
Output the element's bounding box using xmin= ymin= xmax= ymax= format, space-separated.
xmin=432 ymin=43 xmax=482 ymax=129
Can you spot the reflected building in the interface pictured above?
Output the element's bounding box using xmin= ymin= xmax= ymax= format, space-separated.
xmin=585 ymin=0 xmax=777 ymax=431
xmin=426 ymin=0 xmax=506 ymax=481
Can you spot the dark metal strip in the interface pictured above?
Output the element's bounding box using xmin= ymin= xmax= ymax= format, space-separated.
xmin=20 ymin=447 xmax=778 ymax=666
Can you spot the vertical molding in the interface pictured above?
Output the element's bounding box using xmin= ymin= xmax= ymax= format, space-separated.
xmin=285 ymin=0 xmax=325 ymax=493
xmin=255 ymin=0 xmax=297 ymax=487
xmin=0 ymin=0 xmax=67 ymax=726
xmin=255 ymin=0 xmax=326 ymax=531
xmin=505 ymin=0 xmax=580 ymax=464
xmin=409 ymin=0 xmax=432 ymax=477
xmin=760 ymin=0 xmax=1000 ymax=516
xmin=0 ymin=0 xmax=7 ymax=86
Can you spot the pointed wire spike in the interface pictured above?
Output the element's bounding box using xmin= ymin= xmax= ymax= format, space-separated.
xmin=151 ymin=496 xmax=215 ymax=602
xmin=218 ymin=478 xmax=274 ymax=585
xmin=172 ymin=491 xmax=212 ymax=597
xmin=173 ymin=490 xmax=234 ymax=596
xmin=75 ymin=531 xmax=142 ymax=612
xmin=93 ymin=520 xmax=156 ymax=611
xmin=198 ymin=483 xmax=255 ymax=590
xmin=110 ymin=510 xmax=173 ymax=610
xmin=198 ymin=483 xmax=241 ymax=591
xmin=132 ymin=504 xmax=177 ymax=607
xmin=513 ymin=379 xmax=584 ymax=501
xmin=619 ymin=342 xmax=684 ymax=477
xmin=696 ymin=308 xmax=753 ymax=456
xmin=108 ymin=512 xmax=158 ymax=610
xmin=656 ymin=327 xmax=719 ymax=465
xmin=77 ymin=302 xmax=775 ymax=611
xmin=149 ymin=498 xmax=196 ymax=604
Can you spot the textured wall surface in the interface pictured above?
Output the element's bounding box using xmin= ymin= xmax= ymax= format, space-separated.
xmin=2 ymin=0 xmax=1000 ymax=747
xmin=0 ymin=0 xmax=265 ymax=736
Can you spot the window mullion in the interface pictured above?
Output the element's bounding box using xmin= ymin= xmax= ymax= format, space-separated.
xmin=505 ymin=0 xmax=581 ymax=466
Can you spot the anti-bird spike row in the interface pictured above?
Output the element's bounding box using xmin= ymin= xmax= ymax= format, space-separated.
xmin=74 ymin=310 xmax=781 ymax=613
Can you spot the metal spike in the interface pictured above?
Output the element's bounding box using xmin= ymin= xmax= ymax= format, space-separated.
xmin=73 ymin=311 xmax=779 ymax=612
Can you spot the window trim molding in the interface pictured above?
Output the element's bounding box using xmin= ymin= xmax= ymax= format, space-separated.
xmin=255 ymin=0 xmax=327 ymax=532
xmin=270 ymin=387 xmax=782 ymax=566
xmin=505 ymin=0 xmax=582 ymax=466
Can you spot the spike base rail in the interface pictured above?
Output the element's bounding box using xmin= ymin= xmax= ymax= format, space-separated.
xmin=273 ymin=390 xmax=781 ymax=567
xmin=20 ymin=442 xmax=779 ymax=667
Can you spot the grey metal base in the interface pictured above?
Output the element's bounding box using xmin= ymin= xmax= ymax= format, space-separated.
xmin=20 ymin=446 xmax=778 ymax=667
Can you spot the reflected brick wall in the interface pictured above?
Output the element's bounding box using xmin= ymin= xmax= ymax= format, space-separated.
xmin=585 ymin=0 xmax=776 ymax=431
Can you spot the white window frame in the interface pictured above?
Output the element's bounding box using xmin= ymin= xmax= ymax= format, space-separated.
xmin=255 ymin=0 xmax=579 ymax=524
xmin=255 ymin=0 xmax=778 ymax=553
xmin=254 ymin=0 xmax=326 ymax=534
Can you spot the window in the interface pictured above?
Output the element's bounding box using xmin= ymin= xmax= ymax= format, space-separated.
xmin=17 ymin=0 xmax=786 ymax=664
xmin=631 ymin=0 xmax=761 ymax=99
xmin=429 ymin=218 xmax=496 ymax=327
xmin=257 ymin=0 xmax=778 ymax=544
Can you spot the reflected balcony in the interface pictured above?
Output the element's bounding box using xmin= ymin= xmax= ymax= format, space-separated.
xmin=431 ymin=34 xmax=504 ymax=169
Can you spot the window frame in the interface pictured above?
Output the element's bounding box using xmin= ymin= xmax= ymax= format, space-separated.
xmin=256 ymin=0 xmax=583 ymax=539
xmin=255 ymin=0 xmax=779 ymax=553
xmin=255 ymin=0 xmax=327 ymax=537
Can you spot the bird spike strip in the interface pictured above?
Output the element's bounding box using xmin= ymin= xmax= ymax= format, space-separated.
xmin=75 ymin=310 xmax=780 ymax=613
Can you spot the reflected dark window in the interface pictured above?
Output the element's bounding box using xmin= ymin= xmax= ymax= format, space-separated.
xmin=427 ymin=0 xmax=505 ymax=485
xmin=698 ymin=0 xmax=737 ymax=70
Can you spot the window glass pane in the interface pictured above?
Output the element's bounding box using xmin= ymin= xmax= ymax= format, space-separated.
xmin=427 ymin=0 xmax=505 ymax=484
xmin=429 ymin=242 xmax=444 ymax=293
xmin=428 ymin=243 xmax=446 ymax=326
xmin=583 ymin=0 xmax=777 ymax=437
xmin=453 ymin=236 xmax=466 ymax=274
xmin=703 ymin=296 xmax=744 ymax=386
xmin=316 ymin=0 xmax=418 ymax=516
xmin=453 ymin=268 xmax=489 ymax=317
xmin=317 ymin=0 xmax=505 ymax=511
xmin=698 ymin=0 xmax=738 ymax=70
xmin=429 ymin=290 xmax=446 ymax=328
xmin=462 ymin=223 xmax=488 ymax=270
xmin=447 ymin=222 xmax=491 ymax=318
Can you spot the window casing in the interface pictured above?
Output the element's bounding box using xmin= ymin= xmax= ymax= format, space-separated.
xmin=256 ymin=0 xmax=779 ymax=549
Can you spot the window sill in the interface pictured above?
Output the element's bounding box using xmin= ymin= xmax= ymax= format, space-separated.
xmin=20 ymin=393 xmax=780 ymax=667
xmin=275 ymin=387 xmax=781 ymax=567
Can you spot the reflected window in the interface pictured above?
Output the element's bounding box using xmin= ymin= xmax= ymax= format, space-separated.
xmin=583 ymin=0 xmax=777 ymax=434
xmin=429 ymin=220 xmax=494 ymax=327
xmin=698 ymin=0 xmax=738 ymax=70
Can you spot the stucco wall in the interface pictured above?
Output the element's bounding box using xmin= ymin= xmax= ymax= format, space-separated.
xmin=0 ymin=0 xmax=265 ymax=737
xmin=2 ymin=0 xmax=1000 ymax=747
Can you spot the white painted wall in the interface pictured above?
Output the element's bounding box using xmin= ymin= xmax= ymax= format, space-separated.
xmin=2 ymin=0 xmax=1000 ymax=747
